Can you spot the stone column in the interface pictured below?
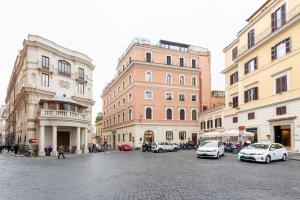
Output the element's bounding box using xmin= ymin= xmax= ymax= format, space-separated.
xmin=51 ymin=126 xmax=57 ymax=156
xmin=38 ymin=125 xmax=45 ymax=156
xmin=84 ymin=128 xmax=89 ymax=153
xmin=76 ymin=127 xmax=82 ymax=154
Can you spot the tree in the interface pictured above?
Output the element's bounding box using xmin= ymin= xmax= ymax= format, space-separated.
xmin=95 ymin=112 xmax=103 ymax=123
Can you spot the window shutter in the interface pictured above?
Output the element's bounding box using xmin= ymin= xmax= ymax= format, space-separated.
xmin=215 ymin=119 xmax=218 ymax=128
xmin=220 ymin=119 xmax=222 ymax=127
xmin=244 ymin=63 xmax=248 ymax=75
xmin=254 ymin=57 xmax=258 ymax=69
xmin=271 ymin=46 xmax=277 ymax=60
xmin=254 ymin=87 xmax=258 ymax=100
xmin=271 ymin=12 xmax=276 ymax=32
xmin=282 ymin=75 xmax=287 ymax=92
xmin=286 ymin=37 xmax=291 ymax=53
xmin=244 ymin=90 xmax=248 ymax=103
xmin=230 ymin=74 xmax=233 ymax=85
xmin=276 ymin=78 xmax=281 ymax=94
xmin=281 ymin=3 xmax=286 ymax=25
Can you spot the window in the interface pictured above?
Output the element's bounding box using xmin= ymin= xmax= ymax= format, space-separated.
xmin=166 ymin=131 xmax=173 ymax=141
xmin=232 ymin=96 xmax=239 ymax=108
xmin=122 ymin=112 xmax=125 ymax=122
xmin=192 ymin=110 xmax=197 ymax=120
xmin=191 ymin=59 xmax=196 ymax=68
xmin=179 ymin=131 xmax=186 ymax=140
xmin=192 ymin=77 xmax=197 ymax=86
xmin=180 ymin=57 xmax=184 ymax=67
xmin=248 ymin=112 xmax=255 ymax=120
xmin=118 ymin=114 xmax=120 ymax=123
xmin=146 ymin=71 xmax=152 ymax=82
xmin=42 ymin=56 xmax=49 ymax=69
xmin=78 ymin=83 xmax=84 ymax=94
xmin=232 ymin=117 xmax=238 ymax=123
xmin=146 ymin=52 xmax=151 ymax=62
xmin=129 ymin=56 xmax=132 ymax=63
xmin=129 ymin=133 xmax=132 ymax=141
xmin=179 ymin=94 xmax=185 ymax=101
xmin=167 ymin=56 xmax=172 ymax=65
xmin=166 ymin=74 xmax=172 ymax=84
xmin=145 ymin=107 xmax=152 ymax=119
xmin=271 ymin=38 xmax=290 ymax=60
xmin=245 ymin=57 xmax=257 ymax=74
xmin=179 ymin=109 xmax=185 ymax=120
xmin=58 ymin=60 xmax=71 ymax=77
xmin=207 ymin=120 xmax=213 ymax=129
xmin=78 ymin=68 xmax=84 ymax=79
xmin=200 ymin=122 xmax=206 ymax=130
xmin=123 ymin=134 xmax=125 ymax=142
xmin=247 ymin=29 xmax=255 ymax=49
xmin=145 ymin=91 xmax=153 ymax=99
xmin=166 ymin=108 xmax=172 ymax=120
xmin=128 ymin=75 xmax=132 ymax=84
xmin=128 ymin=93 xmax=133 ymax=101
xmin=276 ymin=75 xmax=287 ymax=94
xmin=123 ymin=98 xmax=126 ymax=104
xmin=128 ymin=109 xmax=132 ymax=120
xmin=276 ymin=106 xmax=286 ymax=115
xmin=191 ymin=95 xmax=197 ymax=102
xmin=122 ymin=81 xmax=125 ymax=90
xmin=244 ymin=87 xmax=258 ymax=103
xmin=179 ymin=76 xmax=185 ymax=85
xmin=41 ymin=73 xmax=49 ymax=87
xmin=230 ymin=72 xmax=239 ymax=85
xmin=232 ymin=46 xmax=238 ymax=60
xmin=271 ymin=4 xmax=286 ymax=32
xmin=118 ymin=85 xmax=120 ymax=93
xmin=215 ymin=118 xmax=222 ymax=128
xmin=165 ymin=92 xmax=173 ymax=100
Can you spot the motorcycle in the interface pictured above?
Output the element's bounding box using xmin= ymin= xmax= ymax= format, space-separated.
xmin=142 ymin=143 xmax=152 ymax=152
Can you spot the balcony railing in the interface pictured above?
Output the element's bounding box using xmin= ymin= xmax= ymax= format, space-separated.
xmin=40 ymin=109 xmax=87 ymax=120
xmin=75 ymin=73 xmax=88 ymax=81
xmin=237 ymin=5 xmax=300 ymax=58
xmin=37 ymin=61 xmax=54 ymax=73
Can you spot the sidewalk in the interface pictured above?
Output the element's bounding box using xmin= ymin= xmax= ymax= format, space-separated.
xmin=288 ymin=152 xmax=300 ymax=161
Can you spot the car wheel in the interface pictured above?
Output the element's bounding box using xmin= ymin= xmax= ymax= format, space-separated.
xmin=282 ymin=153 xmax=287 ymax=161
xmin=265 ymin=155 xmax=271 ymax=164
xmin=158 ymin=148 xmax=162 ymax=153
xmin=174 ymin=148 xmax=177 ymax=152
xmin=216 ymin=152 xmax=220 ymax=159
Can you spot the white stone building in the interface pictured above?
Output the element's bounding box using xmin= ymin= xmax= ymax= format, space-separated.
xmin=5 ymin=34 xmax=95 ymax=156
xmin=0 ymin=105 xmax=6 ymax=145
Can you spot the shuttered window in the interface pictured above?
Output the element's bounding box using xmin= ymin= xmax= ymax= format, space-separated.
xmin=276 ymin=106 xmax=286 ymax=115
xmin=245 ymin=57 xmax=257 ymax=75
xmin=230 ymin=71 xmax=239 ymax=85
xmin=248 ymin=112 xmax=255 ymax=120
xmin=248 ymin=29 xmax=255 ymax=49
xmin=244 ymin=87 xmax=258 ymax=103
xmin=232 ymin=96 xmax=239 ymax=108
xmin=271 ymin=38 xmax=291 ymax=60
xmin=232 ymin=46 xmax=238 ymax=60
xmin=271 ymin=4 xmax=286 ymax=32
xmin=232 ymin=117 xmax=238 ymax=123
xmin=276 ymin=75 xmax=287 ymax=94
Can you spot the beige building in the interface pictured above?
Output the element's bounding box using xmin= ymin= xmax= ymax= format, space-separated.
xmin=223 ymin=0 xmax=300 ymax=152
xmin=101 ymin=38 xmax=223 ymax=149
xmin=0 ymin=105 xmax=6 ymax=145
xmin=199 ymin=105 xmax=225 ymax=134
xmin=5 ymin=34 xmax=95 ymax=156
xmin=94 ymin=120 xmax=103 ymax=144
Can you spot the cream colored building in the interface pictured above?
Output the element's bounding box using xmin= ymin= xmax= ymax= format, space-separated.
xmin=0 ymin=105 xmax=6 ymax=145
xmin=101 ymin=38 xmax=221 ymax=149
xmin=199 ymin=106 xmax=225 ymax=134
xmin=223 ymin=0 xmax=300 ymax=152
xmin=5 ymin=34 xmax=95 ymax=156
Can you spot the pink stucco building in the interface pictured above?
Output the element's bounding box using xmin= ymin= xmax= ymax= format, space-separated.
xmin=101 ymin=38 xmax=214 ymax=149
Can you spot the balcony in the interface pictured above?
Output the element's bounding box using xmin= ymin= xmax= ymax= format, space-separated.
xmin=75 ymin=73 xmax=88 ymax=82
xmin=237 ymin=5 xmax=300 ymax=59
xmin=37 ymin=61 xmax=54 ymax=73
xmin=39 ymin=109 xmax=87 ymax=121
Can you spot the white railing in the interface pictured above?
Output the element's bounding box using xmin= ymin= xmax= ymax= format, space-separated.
xmin=40 ymin=109 xmax=87 ymax=120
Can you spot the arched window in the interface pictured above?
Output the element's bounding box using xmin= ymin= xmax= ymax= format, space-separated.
xmin=166 ymin=108 xmax=172 ymax=120
xmin=128 ymin=109 xmax=132 ymax=120
xmin=192 ymin=110 xmax=197 ymax=120
xmin=58 ymin=60 xmax=71 ymax=77
xmin=179 ymin=131 xmax=186 ymax=140
xmin=166 ymin=74 xmax=172 ymax=84
xmin=192 ymin=77 xmax=197 ymax=86
xmin=146 ymin=72 xmax=152 ymax=82
xmin=128 ymin=75 xmax=132 ymax=84
xmin=122 ymin=112 xmax=125 ymax=122
xmin=179 ymin=76 xmax=185 ymax=85
xmin=166 ymin=131 xmax=173 ymax=140
xmin=146 ymin=107 xmax=152 ymax=119
xmin=180 ymin=109 xmax=185 ymax=120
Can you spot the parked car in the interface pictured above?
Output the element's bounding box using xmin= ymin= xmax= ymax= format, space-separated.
xmin=118 ymin=144 xmax=133 ymax=151
xmin=197 ymin=140 xmax=224 ymax=159
xmin=238 ymin=143 xmax=288 ymax=164
xmin=152 ymin=142 xmax=178 ymax=153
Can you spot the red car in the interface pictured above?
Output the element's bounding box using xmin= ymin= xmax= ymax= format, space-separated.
xmin=118 ymin=144 xmax=133 ymax=151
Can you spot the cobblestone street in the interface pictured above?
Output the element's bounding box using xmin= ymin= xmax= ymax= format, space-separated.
xmin=0 ymin=150 xmax=299 ymax=200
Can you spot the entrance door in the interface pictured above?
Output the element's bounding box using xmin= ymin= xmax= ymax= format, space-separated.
xmin=274 ymin=126 xmax=291 ymax=148
xmin=144 ymin=130 xmax=154 ymax=143
xmin=112 ymin=134 xmax=116 ymax=149
xmin=57 ymin=131 xmax=70 ymax=152
xmin=192 ymin=133 xmax=197 ymax=145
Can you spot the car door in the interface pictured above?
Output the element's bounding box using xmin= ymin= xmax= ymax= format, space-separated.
xmin=269 ymin=144 xmax=277 ymax=160
xmin=218 ymin=142 xmax=224 ymax=154
xmin=275 ymin=144 xmax=285 ymax=160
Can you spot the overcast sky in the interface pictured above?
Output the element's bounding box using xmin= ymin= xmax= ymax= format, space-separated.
xmin=0 ymin=0 xmax=264 ymax=121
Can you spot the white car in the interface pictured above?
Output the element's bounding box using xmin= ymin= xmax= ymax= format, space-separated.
xmin=152 ymin=142 xmax=178 ymax=153
xmin=197 ymin=140 xmax=224 ymax=159
xmin=238 ymin=143 xmax=288 ymax=164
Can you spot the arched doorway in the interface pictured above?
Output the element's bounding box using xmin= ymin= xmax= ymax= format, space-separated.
xmin=144 ymin=130 xmax=154 ymax=143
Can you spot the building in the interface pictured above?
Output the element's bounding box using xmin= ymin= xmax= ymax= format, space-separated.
xmin=199 ymin=105 xmax=225 ymax=133
xmin=101 ymin=38 xmax=217 ymax=149
xmin=5 ymin=34 xmax=95 ymax=156
xmin=223 ymin=0 xmax=300 ymax=152
xmin=94 ymin=120 xmax=103 ymax=144
xmin=0 ymin=105 xmax=6 ymax=145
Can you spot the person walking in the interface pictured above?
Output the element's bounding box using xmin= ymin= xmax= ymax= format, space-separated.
xmin=58 ymin=145 xmax=65 ymax=159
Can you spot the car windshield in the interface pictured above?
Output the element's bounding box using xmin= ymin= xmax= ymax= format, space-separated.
xmin=247 ymin=144 xmax=269 ymax=149
xmin=199 ymin=141 xmax=218 ymax=147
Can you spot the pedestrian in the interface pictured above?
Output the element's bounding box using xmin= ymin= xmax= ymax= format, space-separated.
xmin=58 ymin=145 xmax=65 ymax=159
